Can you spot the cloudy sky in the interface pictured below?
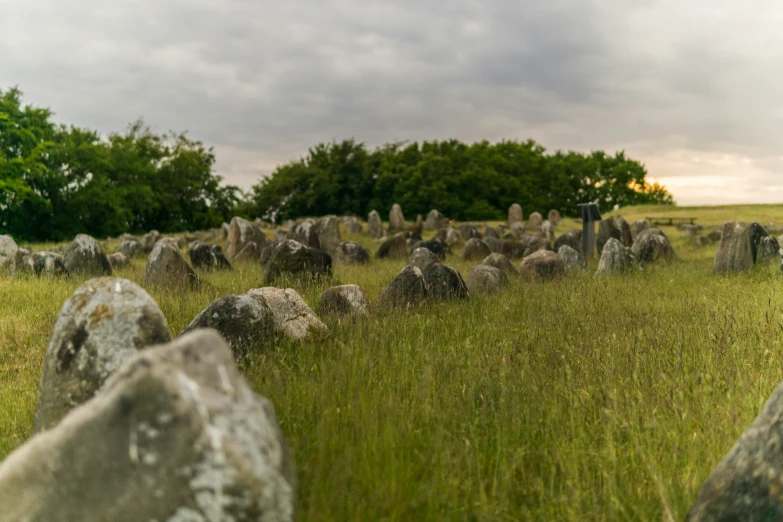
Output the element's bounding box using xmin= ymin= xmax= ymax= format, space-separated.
xmin=2 ymin=0 xmax=783 ymax=205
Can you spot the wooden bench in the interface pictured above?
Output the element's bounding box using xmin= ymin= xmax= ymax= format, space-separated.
xmin=645 ymin=216 xmax=697 ymax=226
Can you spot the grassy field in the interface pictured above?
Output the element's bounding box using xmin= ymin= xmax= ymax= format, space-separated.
xmin=2 ymin=204 xmax=783 ymax=520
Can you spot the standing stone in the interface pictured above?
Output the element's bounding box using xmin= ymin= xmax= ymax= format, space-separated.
xmin=445 ymin=227 xmax=462 ymax=247
xmin=631 ymin=228 xmax=675 ymax=265
xmin=63 ymin=234 xmax=112 ymax=277
xmin=260 ymin=240 xmax=281 ymax=266
xmin=500 ymin=240 xmax=527 ymax=260
xmin=188 ymin=242 xmax=232 ymax=271
xmin=263 ymin=240 xmax=332 ymax=284
xmin=483 ymin=253 xmax=516 ymax=275
xmin=554 ymin=230 xmax=582 ymax=253
xmin=115 ymin=240 xmax=141 ymax=259
xmin=107 ymin=252 xmax=129 ymax=269
xmin=1 ymin=329 xmax=296 ymax=522
xmin=32 ymin=252 xmax=67 ymax=277
xmin=518 ymin=250 xmax=566 ymax=283
xmin=144 ymin=240 xmax=199 ymax=290
xmin=484 ymin=226 xmax=500 ymax=239
xmin=424 ymin=264 xmax=469 ymax=300
xmin=0 ymin=235 xmax=20 ymax=274
xmin=541 ymin=220 xmax=556 ymax=243
xmin=412 ymin=214 xmax=424 ymax=235
xmin=376 ymin=232 xmax=409 ymax=259
xmin=596 ymin=237 xmax=637 ymax=276
xmin=462 ymin=238 xmax=492 ymax=261
xmin=558 ymin=245 xmax=587 ymax=273
xmin=411 ymin=239 xmax=448 ymax=260
xmin=466 ymin=265 xmax=508 ymax=295
xmin=548 ymin=209 xmax=562 ymax=226
xmin=221 ymin=221 xmax=230 ymax=239
xmin=596 ymin=216 xmax=633 ymax=253
xmin=389 ymin=203 xmax=405 ymax=232
xmin=408 ymin=248 xmax=440 ymax=272
xmin=511 ymin=221 xmax=526 ymax=240
xmin=630 ymin=219 xmax=650 ymax=239
xmin=333 ymin=242 xmax=371 ymax=264
xmin=140 ymin=230 xmax=161 ymax=253
xmin=747 ymin=222 xmax=773 ymax=264
xmin=346 ymin=217 xmax=363 ymax=234
xmin=686 ymin=379 xmax=783 ymax=521
xmin=376 ymin=265 xmax=428 ymax=309
xmin=459 ymin=223 xmax=480 ymax=241
xmin=508 ymin=203 xmax=523 ymax=225
xmin=521 ymin=235 xmax=549 ymax=258
xmin=234 ymin=241 xmax=260 ymax=262
xmin=714 ymin=221 xmax=754 ymax=274
xmin=424 ymin=210 xmax=448 ymax=230
xmin=368 ymin=210 xmax=384 ymax=238
xmin=482 ymin=236 xmax=501 ymax=253
xmin=226 ymin=216 xmax=266 ymax=260
xmin=757 ymin=235 xmax=780 ymax=264
xmin=33 ymin=278 xmax=172 ymax=433
xmin=247 ymin=288 xmax=328 ymax=341
xmin=318 ymin=284 xmax=370 ymax=319
xmin=527 ymin=212 xmax=543 ymax=231
xmin=314 ymin=215 xmax=342 ymax=254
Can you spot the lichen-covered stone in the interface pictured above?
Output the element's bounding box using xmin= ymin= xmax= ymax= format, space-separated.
xmin=376 ymin=265 xmax=428 ymax=309
xmin=115 ymin=240 xmax=141 ymax=259
xmin=376 ymin=232 xmax=408 ymax=259
xmin=597 ymin=216 xmax=633 ymax=253
xmin=459 ymin=223 xmax=480 ymax=241
xmin=33 ymin=277 xmax=172 ymax=433
xmin=107 ymin=252 xmax=130 ymax=269
xmin=462 ymin=238 xmax=492 ymax=261
xmin=541 ymin=220 xmax=555 ymax=242
xmin=424 ymin=264 xmax=469 ymax=300
xmin=263 ymin=240 xmax=332 ymax=284
xmin=234 ymin=241 xmax=260 ymax=262
xmin=408 ymin=248 xmax=440 ymax=272
xmin=144 ymin=240 xmax=199 ymax=290
xmin=757 ymin=235 xmax=780 ymax=264
xmin=0 ymin=329 xmax=296 ymax=522
xmin=226 ymin=216 xmax=266 ymax=260
xmin=411 ymin=239 xmax=447 ymax=260
xmin=519 ymin=250 xmax=566 ymax=282
xmin=333 ymin=241 xmax=370 ymax=265
xmin=558 ymin=245 xmax=587 ymax=273
xmin=631 ymin=228 xmax=675 ymax=265
xmin=466 ymin=265 xmax=508 ymax=294
xmin=527 ymin=212 xmax=543 ymax=231
xmin=63 ymin=234 xmax=112 ymax=277
xmin=424 ymin=209 xmax=448 ymax=230
xmin=32 ymin=251 xmax=67 ymax=277
xmin=629 ymin=219 xmax=650 ymax=239
xmin=482 ymin=236 xmax=501 ymax=253
xmin=483 ymin=253 xmax=516 ymax=275
xmin=596 ymin=237 xmax=637 ymax=276
xmin=554 ymin=230 xmax=582 ymax=253
xmin=314 ymin=215 xmax=342 ymax=254
xmin=188 ymin=242 xmax=232 ymax=271
xmin=318 ymin=285 xmax=370 ymax=319
xmin=247 ymin=287 xmax=328 ymax=341
xmin=140 ymin=230 xmax=161 ymax=253
xmin=548 ymin=209 xmax=562 ymax=226
xmin=714 ymin=221 xmax=754 ymax=274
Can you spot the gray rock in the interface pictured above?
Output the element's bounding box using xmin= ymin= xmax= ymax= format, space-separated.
xmin=247 ymin=287 xmax=328 ymax=341
xmin=511 ymin=221 xmax=526 ymax=240
xmin=260 ymin=240 xmax=281 ymax=265
xmin=629 ymin=219 xmax=650 ymax=239
xmin=459 ymin=223 xmax=480 ymax=241
xmin=444 ymin=227 xmax=462 ymax=247
xmin=522 ymin=235 xmax=549 ymax=258
xmin=548 ymin=209 xmax=562 ymax=226
xmin=314 ymin=215 xmax=342 ymax=254
xmin=519 ymin=250 xmax=566 ymax=282
xmin=500 ymin=240 xmax=526 ymax=260
xmin=541 ymin=220 xmax=555 ymax=243
xmin=424 ymin=264 xmax=469 ymax=300
xmin=508 ymin=203 xmax=523 ymax=225
xmin=376 ymin=265 xmax=428 ymax=309
xmin=389 ymin=203 xmax=405 ymax=232
xmin=234 ymin=241 xmax=260 ymax=262
xmin=466 ymin=265 xmax=508 ymax=294
xmin=333 ymin=241 xmax=370 ymax=265
xmin=597 ymin=216 xmax=633 ymax=253
xmin=346 ymin=216 xmax=363 ymax=234
xmin=376 ymin=232 xmax=408 ymax=259
xmin=714 ymin=222 xmax=754 ymax=274
xmin=188 ymin=242 xmax=232 ymax=271
xmin=226 ymin=216 xmax=266 ymax=260
xmin=462 ymin=238 xmax=492 ymax=261
xmin=747 ymin=222 xmax=773 ymax=264
xmin=527 ymin=212 xmax=543 ymax=231
xmin=144 ymin=240 xmax=199 ymax=290
xmin=140 ymin=230 xmax=161 ymax=253
xmin=1 ymin=329 xmax=296 ymax=522
xmin=482 ymin=236 xmax=501 ymax=253
xmin=758 ymin=235 xmax=780 ymax=264
xmin=408 ymin=247 xmax=440 ymax=272
xmin=411 ymin=239 xmax=448 ymax=260
xmin=221 ymin=221 xmax=230 ymax=239
xmin=368 ymin=210 xmax=384 ymax=238
xmin=632 ymin=228 xmax=675 ymax=265
xmin=115 ymin=240 xmax=141 ymax=259
xmin=264 ymin=240 xmax=332 ymax=284
xmin=318 ymin=284 xmax=370 ymax=319
xmin=107 ymin=252 xmax=130 ymax=269
xmin=558 ymin=245 xmax=587 ymax=273
xmin=424 ymin=209 xmax=448 ymax=230
xmin=32 ymin=278 xmax=172 ymax=433
xmin=596 ymin=237 xmax=637 ymax=276
xmin=32 ymin=251 xmax=67 ymax=277
xmin=483 ymin=226 xmax=499 ymax=239
xmin=554 ymin=229 xmax=582 ymax=253
xmin=483 ymin=253 xmax=516 ymax=275
xmin=63 ymin=234 xmax=112 ymax=277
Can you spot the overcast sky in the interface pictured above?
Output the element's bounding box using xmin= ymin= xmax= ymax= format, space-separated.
xmin=2 ymin=0 xmax=783 ymax=205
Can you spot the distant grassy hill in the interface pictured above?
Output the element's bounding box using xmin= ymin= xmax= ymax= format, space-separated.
xmin=604 ymin=204 xmax=783 ymax=228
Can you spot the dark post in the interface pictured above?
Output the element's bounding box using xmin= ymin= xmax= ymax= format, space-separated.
xmin=577 ymin=203 xmax=601 ymax=256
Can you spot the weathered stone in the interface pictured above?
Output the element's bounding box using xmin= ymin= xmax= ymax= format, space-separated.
xmin=408 ymin=248 xmax=440 ymax=272
xmin=247 ymin=287 xmax=328 ymax=341
xmin=2 ymin=329 xmax=296 ymax=522
xmin=548 ymin=209 xmax=562 ymax=226
xmin=483 ymin=253 xmax=516 ymax=275
xmin=714 ymin=221 xmax=754 ymax=274
xmin=707 ymin=230 xmax=723 ymax=242
xmin=140 ymin=230 xmax=161 ymax=253
xmin=346 ymin=217 xmax=363 ymax=234
xmin=107 ymin=252 xmax=129 ymax=269
xmin=508 ymin=203 xmax=523 ymax=225
xmin=747 ymin=222 xmax=772 ymax=263
xmin=31 ymin=252 xmax=67 ymax=277
xmin=333 ymin=241 xmax=371 ymax=264
xmin=597 ymin=216 xmax=633 ymax=253
xmin=554 ymin=229 xmax=582 ymax=253
xmin=424 ymin=209 xmax=448 ymax=230
xmin=680 ymin=224 xmax=700 ymax=238
xmin=144 ymin=240 xmax=199 ymax=290
xmin=511 ymin=221 xmax=526 ymax=240
xmin=445 ymin=227 xmax=461 ymax=247
xmin=632 ymin=228 xmax=675 ymax=265
xmin=686 ymin=379 xmax=783 ymax=521
xmin=466 ymin=265 xmax=508 ymax=294
xmin=757 ymin=235 xmax=780 ymax=264
xmin=459 ymin=223 xmax=480 ymax=241
xmin=462 ymin=238 xmax=492 ymax=261
xmin=412 ymin=214 xmax=424 ymax=236
xmin=115 ymin=240 xmax=141 ymax=259
xmin=527 ymin=212 xmax=543 ymax=231
xmin=482 ymin=236 xmax=501 ymax=253
xmin=234 ymin=241 xmax=260 ymax=262
xmin=558 ymin=245 xmax=587 ymax=273
xmin=221 ymin=221 xmax=230 ymax=239
xmin=188 ymin=242 xmax=232 ymax=271
xmin=424 ymin=264 xmax=469 ymax=300
xmin=259 ymin=240 xmax=281 ymax=266
xmin=484 ymin=226 xmax=499 ymax=239
xmin=541 ymin=220 xmax=555 ymax=242
xmin=63 ymin=234 xmax=112 ymax=277
xmin=226 ymin=216 xmax=266 ymax=260
xmin=500 ymin=240 xmax=526 ymax=260
xmin=376 ymin=265 xmax=428 ymax=309
xmin=522 ymin=235 xmax=549 ymax=258
xmin=389 ymin=203 xmax=405 ymax=232
xmin=314 ymin=215 xmax=342 ymax=254
xmin=181 ymin=294 xmax=274 ymax=362
xmin=376 ymin=232 xmax=408 ymax=259
xmin=33 ymin=277 xmax=172 ymax=433
xmin=1 ymin=235 xmax=21 ymax=274
xmin=318 ymin=284 xmax=370 ymax=319
xmin=264 ymin=240 xmax=332 ymax=283
xmin=274 ymin=229 xmax=289 ymax=242
xmin=596 ymin=237 xmax=637 ymax=276
xmin=519 ymin=250 xmax=566 ymax=282
xmin=411 ymin=239 xmax=448 ymax=260
xmin=629 ymin=219 xmax=650 ymax=239
xmin=368 ymin=210 xmax=384 ymax=238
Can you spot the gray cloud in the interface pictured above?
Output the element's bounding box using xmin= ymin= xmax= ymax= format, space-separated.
xmin=2 ymin=0 xmax=783 ymax=203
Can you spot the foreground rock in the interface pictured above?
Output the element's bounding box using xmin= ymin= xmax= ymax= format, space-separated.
xmin=466 ymin=265 xmax=508 ymax=294
xmin=686 ymin=379 xmax=783 ymax=521
xmin=144 ymin=240 xmax=199 ymax=289
xmin=462 ymin=238 xmax=491 ymax=261
xmin=264 ymin=240 xmax=332 ymax=283
xmin=63 ymin=234 xmax=112 ymax=277
xmin=424 ymin=264 xmax=469 ymax=300
xmin=558 ymin=245 xmax=587 ymax=273
xmin=376 ymin=232 xmax=408 ymax=259
xmin=318 ymin=285 xmax=370 ymax=319
xmin=596 ymin=237 xmax=637 ymax=276
xmin=0 ymin=329 xmax=296 ymax=522
xmin=376 ymin=265 xmax=428 ymax=309
xmin=248 ymin=287 xmax=328 ymax=341
xmin=597 ymin=216 xmax=633 ymax=253
xmin=519 ymin=250 xmax=565 ymax=282
xmin=333 ymin=241 xmax=370 ymax=265
xmin=714 ymin=221 xmax=754 ymax=274
xmin=33 ymin=278 xmax=172 ymax=433
xmin=226 ymin=216 xmax=266 ymax=260
xmin=408 ymin=247 xmax=440 ymax=272
xmin=31 ymin=251 xmax=67 ymax=277
xmin=631 ymin=228 xmax=675 ymax=265
xmin=188 ymin=242 xmax=232 ymax=271
xmin=483 ymin=253 xmax=516 ymax=275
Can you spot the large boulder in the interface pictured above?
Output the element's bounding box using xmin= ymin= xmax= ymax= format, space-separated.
xmin=32 ymin=278 xmax=172 ymax=433
xmin=226 ymin=216 xmax=266 ymax=260
xmin=31 ymin=251 xmax=67 ymax=277
xmin=483 ymin=226 xmax=499 ymax=239
xmin=423 ymin=264 xmax=469 ymax=300
xmin=144 ymin=240 xmax=199 ymax=290
xmin=389 ymin=203 xmax=405 ymax=232
xmin=412 ymin=239 xmax=448 ymax=260
xmin=63 ymin=234 xmax=112 ymax=277
xmin=714 ymin=221 xmax=754 ymax=274
xmin=376 ymin=265 xmax=428 ymax=309
xmin=140 ymin=230 xmax=161 ymax=253
xmin=114 ymin=240 xmax=141 ymax=260
xmin=686 ymin=379 xmax=783 ymax=521
xmin=0 ymin=329 xmax=296 ymax=521
xmin=596 ymin=216 xmax=633 ymax=253
xmin=333 ymin=241 xmax=370 ymax=265
xmin=483 ymin=253 xmax=516 ymax=275
xmin=408 ymin=248 xmax=440 ymax=272
xmin=518 ymin=250 xmax=566 ymax=283
xmin=368 ymin=210 xmax=384 ymax=238
xmin=631 ymin=228 xmax=675 ymax=265
xmin=264 ymin=240 xmax=332 ymax=283
xmin=557 ymin=245 xmax=587 ymax=273
xmin=508 ymin=203 xmax=523 ymax=225
xmin=247 ymin=287 xmax=328 ymax=341
xmin=462 ymin=238 xmax=492 ymax=261
xmin=554 ymin=229 xmax=582 ymax=253
xmin=596 ymin=237 xmax=637 ymax=276
xmin=376 ymin=232 xmax=408 ymax=259
xmin=318 ymin=284 xmax=370 ymax=319
xmin=424 ymin=209 xmax=448 ymax=230
xmin=466 ymin=265 xmax=508 ymax=295
xmin=188 ymin=242 xmax=232 ymax=271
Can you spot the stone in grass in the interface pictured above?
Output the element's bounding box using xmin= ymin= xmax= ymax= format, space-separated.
xmin=247 ymin=287 xmax=328 ymax=341
xmin=376 ymin=265 xmax=428 ymax=309
xmin=263 ymin=239 xmax=332 ymax=284
xmin=318 ymin=284 xmax=370 ymax=319
xmin=461 ymin=238 xmax=492 ymax=261
xmin=631 ymin=228 xmax=675 ymax=265
xmin=144 ymin=239 xmax=200 ymax=290
xmin=32 ymin=277 xmax=172 ymax=434
xmin=375 ymin=232 xmax=408 ymax=259
xmin=140 ymin=230 xmax=161 ymax=253
xmin=63 ymin=234 xmax=112 ymax=277
xmin=32 ymin=252 xmax=67 ymax=277
xmin=423 ymin=263 xmax=469 ymax=300
xmin=367 ymin=210 xmax=384 ymax=238
xmin=408 ymin=247 xmax=440 ymax=272
xmin=233 ymin=241 xmax=260 ymax=262
xmin=596 ymin=216 xmax=633 ymax=253
xmin=714 ymin=221 xmax=754 ymax=274
xmin=411 ymin=239 xmax=448 ymax=260
xmin=333 ymin=241 xmax=370 ymax=265
xmin=466 ymin=265 xmax=508 ymax=294
xmin=554 ymin=230 xmax=582 ymax=253
xmin=483 ymin=252 xmax=516 ymax=276
xmin=0 ymin=329 xmax=296 ymax=522
xmin=519 ymin=250 xmax=566 ymax=282
xmin=686 ymin=379 xmax=783 ymax=521
xmin=107 ymin=252 xmax=129 ymax=269
xmin=757 ymin=235 xmax=780 ymax=265
xmin=260 ymin=240 xmax=281 ymax=265
xmin=595 ymin=237 xmax=637 ymax=276
xmin=557 ymin=245 xmax=587 ymax=273
xmin=187 ymin=242 xmax=232 ymax=271
xmin=226 ymin=216 xmax=266 ymax=260
xmin=114 ymin=240 xmax=141 ymax=260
